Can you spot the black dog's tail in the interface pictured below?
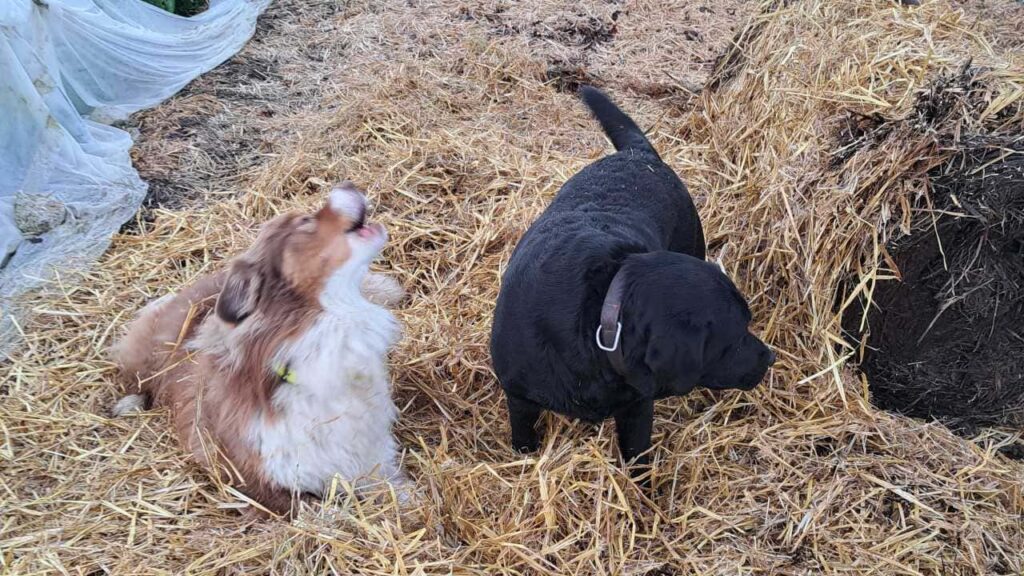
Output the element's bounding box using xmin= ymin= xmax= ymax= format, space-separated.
xmin=579 ymin=85 xmax=657 ymax=156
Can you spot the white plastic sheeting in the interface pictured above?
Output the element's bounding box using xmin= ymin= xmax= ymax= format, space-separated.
xmin=0 ymin=0 xmax=270 ymax=351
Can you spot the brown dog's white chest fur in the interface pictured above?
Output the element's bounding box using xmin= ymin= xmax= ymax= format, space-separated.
xmin=207 ymin=280 xmax=400 ymax=496
xmin=112 ymin=184 xmax=406 ymax=515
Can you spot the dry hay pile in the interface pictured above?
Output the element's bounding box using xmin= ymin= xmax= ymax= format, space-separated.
xmin=3 ymin=0 xmax=1024 ymax=574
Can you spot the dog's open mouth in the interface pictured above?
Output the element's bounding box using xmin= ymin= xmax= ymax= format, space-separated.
xmin=344 ymin=204 xmax=384 ymax=240
xmin=351 ymin=210 xmax=366 ymax=231
xmin=354 ymin=221 xmax=384 ymax=239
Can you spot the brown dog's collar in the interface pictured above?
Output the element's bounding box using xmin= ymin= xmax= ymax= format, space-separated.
xmin=596 ymin=267 xmax=628 ymax=376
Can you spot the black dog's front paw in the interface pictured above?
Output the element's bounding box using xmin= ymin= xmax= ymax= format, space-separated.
xmin=506 ymin=394 xmax=543 ymax=454
xmin=510 ymin=416 xmax=540 ymax=452
xmin=625 ymin=457 xmax=653 ymax=490
xmin=513 ymin=438 xmax=540 ymax=454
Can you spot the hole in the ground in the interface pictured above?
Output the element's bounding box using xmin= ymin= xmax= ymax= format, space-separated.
xmin=843 ymin=136 xmax=1024 ymax=433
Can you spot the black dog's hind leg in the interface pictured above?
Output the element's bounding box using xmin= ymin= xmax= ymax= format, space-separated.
xmin=506 ymin=394 xmax=543 ymax=453
xmin=615 ymin=399 xmax=654 ymax=480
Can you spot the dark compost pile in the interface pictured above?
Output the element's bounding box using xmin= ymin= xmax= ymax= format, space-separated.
xmin=853 ymin=135 xmax=1024 ymax=431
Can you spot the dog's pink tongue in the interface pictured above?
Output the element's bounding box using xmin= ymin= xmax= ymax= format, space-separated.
xmin=358 ymin=223 xmax=383 ymax=238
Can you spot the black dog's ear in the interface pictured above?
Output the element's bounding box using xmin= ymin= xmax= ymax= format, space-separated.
xmin=216 ymin=260 xmax=262 ymax=324
xmin=630 ymin=322 xmax=707 ymax=397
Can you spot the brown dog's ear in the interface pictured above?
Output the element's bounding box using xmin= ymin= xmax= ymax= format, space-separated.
xmin=216 ymin=260 xmax=262 ymax=324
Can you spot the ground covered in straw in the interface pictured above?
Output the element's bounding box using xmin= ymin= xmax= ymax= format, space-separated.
xmin=3 ymin=0 xmax=1024 ymax=574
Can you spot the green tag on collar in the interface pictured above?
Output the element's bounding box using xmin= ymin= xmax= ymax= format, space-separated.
xmin=274 ymin=363 xmax=297 ymax=385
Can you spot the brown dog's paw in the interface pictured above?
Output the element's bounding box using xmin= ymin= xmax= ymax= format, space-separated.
xmin=361 ymin=273 xmax=407 ymax=308
xmin=111 ymin=394 xmax=147 ymax=417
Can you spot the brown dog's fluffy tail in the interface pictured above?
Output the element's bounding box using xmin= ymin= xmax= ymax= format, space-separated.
xmin=579 ymin=85 xmax=658 ymax=158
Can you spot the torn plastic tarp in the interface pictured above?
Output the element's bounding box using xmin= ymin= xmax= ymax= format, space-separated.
xmin=0 ymin=0 xmax=270 ymax=354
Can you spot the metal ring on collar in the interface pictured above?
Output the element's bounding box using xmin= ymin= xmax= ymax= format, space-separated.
xmin=595 ymin=322 xmax=622 ymax=352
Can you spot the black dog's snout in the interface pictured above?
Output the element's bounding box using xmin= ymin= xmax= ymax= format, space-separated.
xmin=765 ymin=349 xmax=777 ymax=366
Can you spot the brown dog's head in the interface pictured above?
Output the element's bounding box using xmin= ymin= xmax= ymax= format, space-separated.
xmin=216 ymin=182 xmax=387 ymax=324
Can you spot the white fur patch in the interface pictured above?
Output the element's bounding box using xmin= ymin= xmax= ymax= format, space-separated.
xmin=249 ymin=262 xmax=403 ymax=496
xmin=112 ymin=394 xmax=146 ymax=417
xmin=328 ymin=187 xmax=366 ymax=220
xmin=361 ymin=273 xmax=406 ymax=308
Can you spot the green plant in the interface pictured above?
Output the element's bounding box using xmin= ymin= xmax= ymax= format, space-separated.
xmin=142 ymin=0 xmax=207 ymax=16
xmin=174 ymin=0 xmax=208 ymax=16
xmin=142 ymin=0 xmax=175 ymax=12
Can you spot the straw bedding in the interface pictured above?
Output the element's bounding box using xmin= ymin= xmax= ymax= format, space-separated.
xmin=3 ymin=0 xmax=1023 ymax=573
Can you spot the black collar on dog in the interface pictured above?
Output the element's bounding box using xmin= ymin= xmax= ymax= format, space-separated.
xmin=596 ymin=268 xmax=628 ymax=376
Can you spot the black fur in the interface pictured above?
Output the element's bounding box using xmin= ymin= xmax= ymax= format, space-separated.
xmin=490 ymin=87 xmax=774 ymax=473
xmin=578 ymin=86 xmax=659 ymax=157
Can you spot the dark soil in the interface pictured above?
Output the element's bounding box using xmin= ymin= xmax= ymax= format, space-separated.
xmin=848 ymin=135 xmax=1024 ymax=432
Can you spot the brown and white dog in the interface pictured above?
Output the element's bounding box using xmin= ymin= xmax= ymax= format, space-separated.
xmin=111 ymin=183 xmax=407 ymax=516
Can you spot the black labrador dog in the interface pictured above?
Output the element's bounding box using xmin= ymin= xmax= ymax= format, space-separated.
xmin=491 ymin=86 xmax=775 ymax=473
